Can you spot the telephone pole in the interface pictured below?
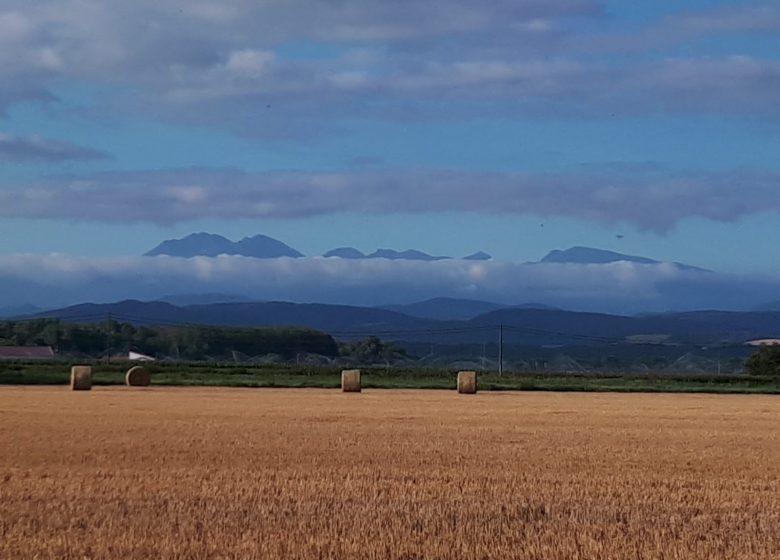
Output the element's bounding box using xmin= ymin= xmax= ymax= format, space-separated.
xmin=498 ymin=324 xmax=503 ymax=377
xmin=106 ymin=312 xmax=112 ymax=364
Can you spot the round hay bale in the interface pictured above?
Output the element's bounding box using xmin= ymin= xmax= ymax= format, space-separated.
xmin=341 ymin=369 xmax=362 ymax=393
xmin=70 ymin=365 xmax=92 ymax=391
xmin=457 ymin=370 xmax=477 ymax=394
xmin=125 ymin=366 xmax=151 ymax=387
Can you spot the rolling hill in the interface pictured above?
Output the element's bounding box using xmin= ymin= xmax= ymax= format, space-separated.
xmin=24 ymin=299 xmax=780 ymax=347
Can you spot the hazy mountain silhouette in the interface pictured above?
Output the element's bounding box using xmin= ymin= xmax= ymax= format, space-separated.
xmin=323 ymin=247 xmax=366 ymax=258
xmin=541 ymin=246 xmax=658 ymax=265
xmin=158 ymin=293 xmax=253 ymax=306
xmin=145 ymin=232 xmax=303 ymax=258
xmin=0 ymin=304 xmax=43 ymax=318
xmin=540 ymin=246 xmax=708 ymax=271
xmin=145 ymin=233 xmax=492 ymax=262
xmin=380 ymin=297 xmax=507 ymax=320
xmin=367 ymin=249 xmax=450 ymax=261
xmin=463 ymin=251 xmax=492 ymax=260
xmin=752 ymin=300 xmax=780 ymax=312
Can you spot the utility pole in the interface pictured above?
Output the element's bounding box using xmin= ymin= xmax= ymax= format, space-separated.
xmin=106 ymin=312 xmax=112 ymax=364
xmin=498 ymin=324 xmax=504 ymax=376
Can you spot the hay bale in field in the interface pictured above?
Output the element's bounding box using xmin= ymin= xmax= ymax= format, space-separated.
xmin=125 ymin=366 xmax=151 ymax=387
xmin=70 ymin=366 xmax=92 ymax=391
xmin=341 ymin=369 xmax=361 ymax=393
xmin=457 ymin=371 xmax=477 ymax=394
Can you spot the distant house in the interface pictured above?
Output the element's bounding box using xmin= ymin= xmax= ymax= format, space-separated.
xmin=0 ymin=346 xmax=55 ymax=360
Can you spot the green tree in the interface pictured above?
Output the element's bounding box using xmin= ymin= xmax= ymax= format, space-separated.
xmin=41 ymin=322 xmax=60 ymax=348
xmin=340 ymin=336 xmax=407 ymax=363
xmin=744 ymin=345 xmax=780 ymax=377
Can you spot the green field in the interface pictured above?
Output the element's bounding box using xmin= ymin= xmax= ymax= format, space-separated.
xmin=1 ymin=360 xmax=779 ymax=394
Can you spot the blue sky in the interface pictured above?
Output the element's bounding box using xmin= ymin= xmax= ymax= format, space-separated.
xmin=2 ymin=0 xmax=780 ymax=276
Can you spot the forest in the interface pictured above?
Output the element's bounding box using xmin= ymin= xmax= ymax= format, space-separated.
xmin=0 ymin=319 xmax=339 ymax=361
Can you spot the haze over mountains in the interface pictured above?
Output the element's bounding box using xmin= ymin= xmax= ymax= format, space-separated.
xmin=1 ymin=231 xmax=779 ymax=314
xmin=11 ymin=233 xmax=780 ymax=341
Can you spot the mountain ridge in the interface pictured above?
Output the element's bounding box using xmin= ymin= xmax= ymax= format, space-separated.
xmin=539 ymin=246 xmax=709 ymax=272
xmin=145 ymin=232 xmax=303 ymax=258
xmin=143 ymin=232 xmax=495 ymax=261
xmin=25 ymin=299 xmax=780 ymax=346
xmin=143 ymin=234 xmax=711 ymax=272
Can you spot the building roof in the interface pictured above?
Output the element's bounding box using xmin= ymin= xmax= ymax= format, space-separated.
xmin=0 ymin=346 xmax=55 ymax=359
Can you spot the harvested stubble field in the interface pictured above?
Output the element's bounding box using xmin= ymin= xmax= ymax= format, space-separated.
xmin=0 ymin=387 xmax=778 ymax=559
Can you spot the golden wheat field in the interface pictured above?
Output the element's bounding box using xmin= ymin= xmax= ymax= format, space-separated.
xmin=1 ymin=387 xmax=778 ymax=559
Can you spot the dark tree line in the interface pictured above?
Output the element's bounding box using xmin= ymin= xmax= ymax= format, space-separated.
xmin=0 ymin=319 xmax=339 ymax=360
xmin=745 ymin=345 xmax=780 ymax=377
xmin=338 ymin=336 xmax=407 ymax=363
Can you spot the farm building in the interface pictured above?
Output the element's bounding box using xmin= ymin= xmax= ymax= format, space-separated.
xmin=0 ymin=346 xmax=55 ymax=360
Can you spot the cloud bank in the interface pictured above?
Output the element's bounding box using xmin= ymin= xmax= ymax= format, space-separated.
xmin=0 ymin=132 xmax=107 ymax=162
xmin=2 ymin=167 xmax=779 ymax=230
xmin=0 ymin=254 xmax=777 ymax=314
xmin=2 ymin=1 xmax=780 ymax=126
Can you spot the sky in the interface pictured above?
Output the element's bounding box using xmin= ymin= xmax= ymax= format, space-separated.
xmin=1 ymin=1 xmax=780 ymax=310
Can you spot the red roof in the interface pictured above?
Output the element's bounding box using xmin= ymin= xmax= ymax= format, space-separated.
xmin=0 ymin=346 xmax=55 ymax=359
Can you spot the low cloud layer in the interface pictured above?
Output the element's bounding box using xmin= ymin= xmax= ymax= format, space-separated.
xmin=0 ymin=254 xmax=776 ymax=314
xmin=2 ymin=167 xmax=778 ymax=231
xmin=0 ymin=132 xmax=107 ymax=162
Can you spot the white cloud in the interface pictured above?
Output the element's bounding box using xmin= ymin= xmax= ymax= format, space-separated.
xmin=672 ymin=3 xmax=780 ymax=34
xmin=224 ymin=49 xmax=275 ymax=76
xmin=1 ymin=166 xmax=779 ymax=230
xmin=0 ymin=11 xmax=32 ymax=41
xmin=0 ymin=253 xmax=751 ymax=313
xmin=4 ymin=1 xmax=780 ymax=126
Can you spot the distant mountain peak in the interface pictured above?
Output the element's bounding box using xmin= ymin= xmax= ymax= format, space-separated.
xmin=539 ymin=246 xmax=709 ymax=272
xmin=144 ymin=232 xmax=233 ymax=258
xmin=145 ymin=232 xmax=303 ymax=258
xmin=324 ymin=247 xmax=366 ymax=259
xmin=234 ymin=234 xmax=303 ymax=258
xmin=368 ymin=248 xmax=450 ymax=261
xmin=541 ymin=246 xmax=658 ymax=265
xmin=463 ymin=251 xmax=492 ymax=261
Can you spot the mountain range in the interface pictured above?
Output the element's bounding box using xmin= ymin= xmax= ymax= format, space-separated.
xmin=144 ymin=234 xmax=711 ymax=273
xmin=380 ymin=298 xmax=555 ymax=321
xmin=145 ymin=233 xmax=303 ymax=258
xmin=4 ymin=233 xmax=777 ymax=314
xmin=23 ymin=298 xmax=780 ymax=347
xmin=145 ymin=232 xmax=491 ymax=261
